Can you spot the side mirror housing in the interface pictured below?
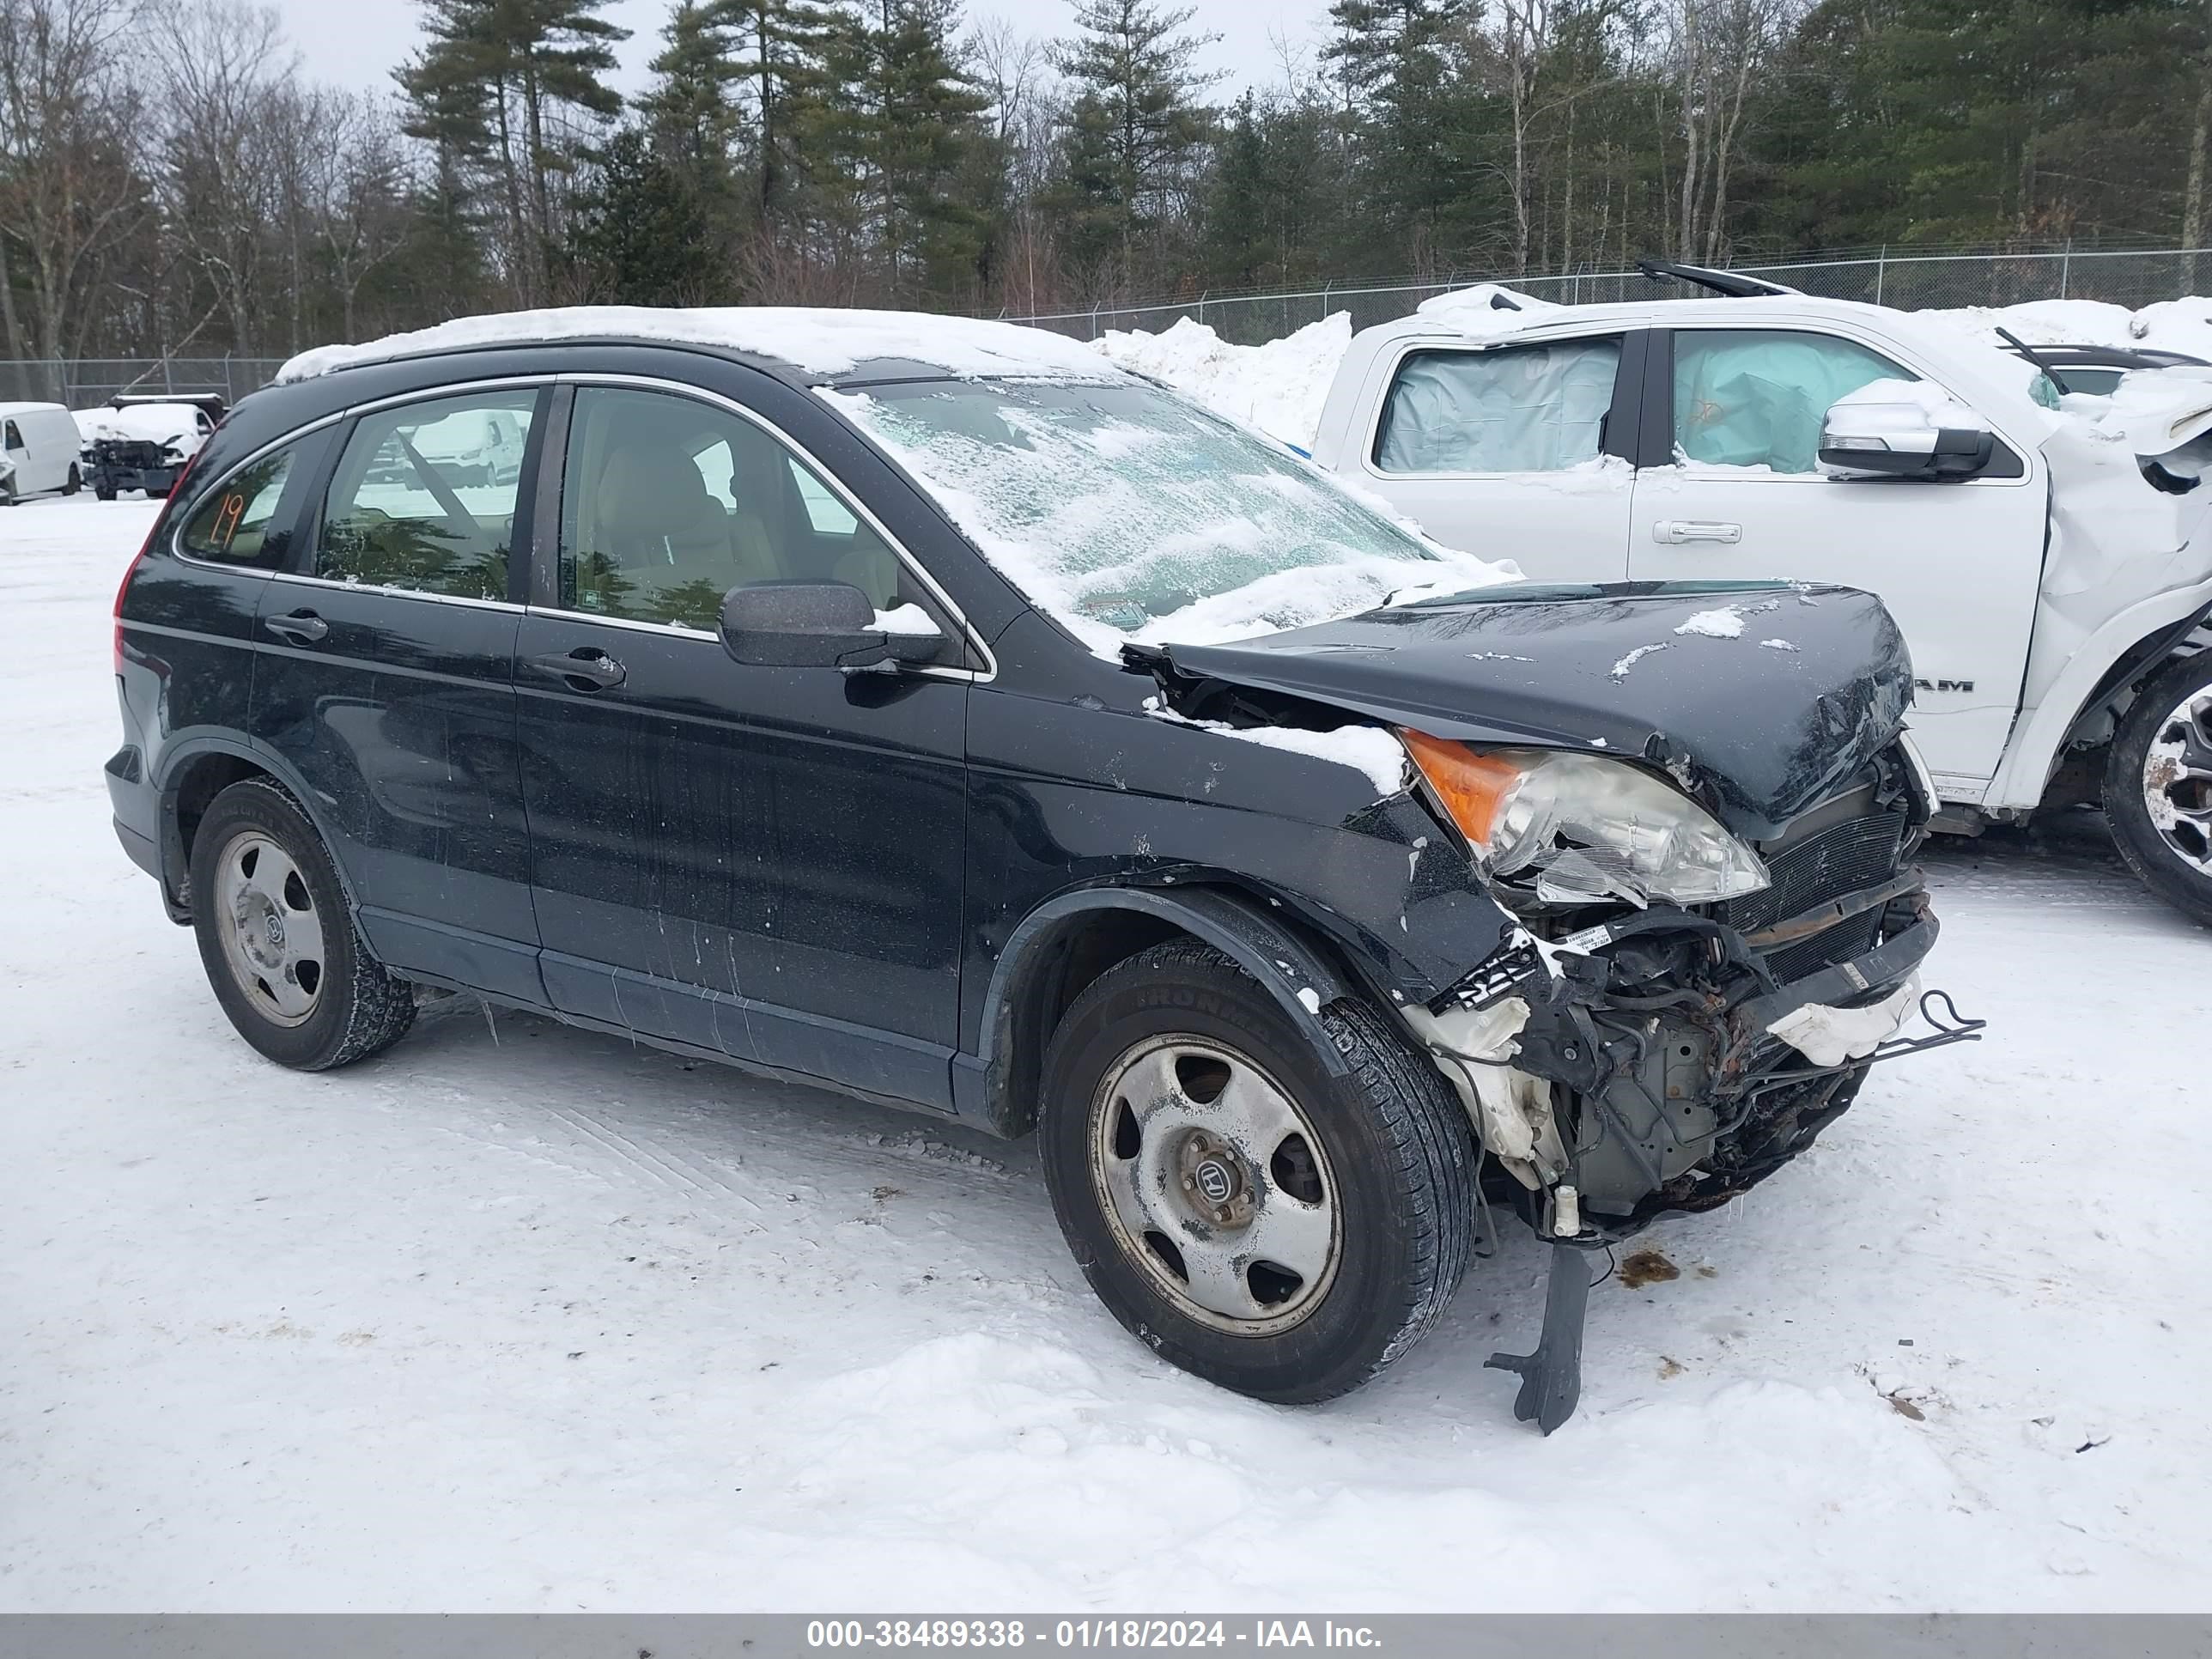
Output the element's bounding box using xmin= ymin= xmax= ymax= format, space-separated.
xmin=1819 ymin=401 xmax=1995 ymax=483
xmin=719 ymin=580 xmax=946 ymax=670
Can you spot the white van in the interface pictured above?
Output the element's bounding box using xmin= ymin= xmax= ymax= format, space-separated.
xmin=0 ymin=403 xmax=85 ymax=504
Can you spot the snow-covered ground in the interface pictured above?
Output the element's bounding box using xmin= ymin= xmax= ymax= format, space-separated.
xmin=3 ymin=496 xmax=2208 ymax=1612
xmin=1096 ymin=292 xmax=2212 ymax=449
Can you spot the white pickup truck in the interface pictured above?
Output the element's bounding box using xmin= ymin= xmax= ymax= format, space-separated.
xmin=1307 ymin=269 xmax=2212 ymax=925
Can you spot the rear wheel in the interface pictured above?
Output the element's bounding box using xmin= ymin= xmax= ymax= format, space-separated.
xmin=1038 ymin=939 xmax=1474 ymax=1403
xmin=2106 ymin=652 xmax=2212 ymax=927
xmin=190 ymin=778 xmax=415 ymax=1069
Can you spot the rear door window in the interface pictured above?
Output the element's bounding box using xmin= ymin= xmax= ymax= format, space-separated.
xmin=315 ymin=389 xmax=539 ymax=599
xmin=1374 ymin=337 xmax=1623 ymax=474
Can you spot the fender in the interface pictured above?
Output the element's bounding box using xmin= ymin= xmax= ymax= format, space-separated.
xmin=952 ymin=883 xmax=1361 ymax=1138
xmin=1984 ymin=577 xmax=2212 ymax=811
xmin=150 ymin=733 xmax=362 ymax=921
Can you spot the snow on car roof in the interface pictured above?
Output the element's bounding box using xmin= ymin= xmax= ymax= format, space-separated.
xmin=276 ymin=306 xmax=1123 ymax=386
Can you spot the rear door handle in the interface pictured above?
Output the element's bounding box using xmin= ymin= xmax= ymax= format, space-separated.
xmin=1652 ymin=520 xmax=1744 ymax=545
xmin=526 ymin=647 xmax=627 ymax=690
xmin=264 ymin=610 xmax=329 ymax=644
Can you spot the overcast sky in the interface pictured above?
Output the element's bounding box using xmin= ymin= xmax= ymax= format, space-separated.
xmin=268 ymin=0 xmax=1334 ymax=101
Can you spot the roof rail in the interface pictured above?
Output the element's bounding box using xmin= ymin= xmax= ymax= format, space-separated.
xmin=1635 ymin=258 xmax=1799 ymax=298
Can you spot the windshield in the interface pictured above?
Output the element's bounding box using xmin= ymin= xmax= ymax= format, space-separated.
xmin=826 ymin=378 xmax=1506 ymax=654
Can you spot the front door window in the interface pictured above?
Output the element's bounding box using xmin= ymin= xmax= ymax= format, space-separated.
xmin=556 ymin=386 xmax=907 ymax=632
xmin=1672 ymin=330 xmax=1914 ymax=474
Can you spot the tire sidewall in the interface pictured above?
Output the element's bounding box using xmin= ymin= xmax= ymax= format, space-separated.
xmin=2106 ymin=653 xmax=2212 ymax=927
xmin=190 ymin=781 xmax=373 ymax=1068
xmin=1040 ymin=957 xmax=1446 ymax=1403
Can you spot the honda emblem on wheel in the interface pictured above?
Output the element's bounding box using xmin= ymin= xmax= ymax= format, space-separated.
xmin=1194 ymin=1158 xmax=1235 ymax=1205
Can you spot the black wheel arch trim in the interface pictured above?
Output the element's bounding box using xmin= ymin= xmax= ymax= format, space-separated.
xmin=955 ymin=881 xmax=1365 ymax=1139
xmin=152 ymin=735 xmax=362 ymax=925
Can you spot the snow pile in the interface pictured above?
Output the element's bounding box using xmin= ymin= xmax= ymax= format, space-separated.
xmin=1092 ymin=313 xmax=1352 ymax=450
xmin=1674 ymin=606 xmax=1748 ymax=639
xmin=277 ymin=305 xmax=1121 ymax=384
xmin=1090 ymin=286 xmax=2212 ymax=453
xmin=1413 ymin=281 xmax=1567 ymax=333
xmin=1159 ymin=716 xmax=1409 ymax=799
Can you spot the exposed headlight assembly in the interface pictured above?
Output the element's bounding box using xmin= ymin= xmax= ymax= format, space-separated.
xmin=1402 ymin=731 xmax=1770 ymax=907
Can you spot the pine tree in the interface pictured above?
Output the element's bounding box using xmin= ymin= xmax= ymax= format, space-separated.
xmin=716 ymin=0 xmax=844 ymax=228
xmin=871 ymin=0 xmax=994 ymax=298
xmin=397 ymin=0 xmax=629 ymax=303
xmin=1321 ymin=0 xmax=1479 ymax=264
xmin=1049 ymin=0 xmax=1221 ymax=289
xmin=568 ymin=124 xmax=720 ymax=302
xmin=641 ymin=1 xmax=747 ymax=193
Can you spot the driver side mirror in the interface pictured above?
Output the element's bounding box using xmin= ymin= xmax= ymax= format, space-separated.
xmin=719 ymin=580 xmax=946 ymax=671
xmin=1819 ymin=401 xmax=1996 ymax=483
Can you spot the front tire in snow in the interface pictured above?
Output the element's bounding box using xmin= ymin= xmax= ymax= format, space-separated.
xmin=190 ymin=778 xmax=416 ymax=1070
xmin=2106 ymin=652 xmax=2212 ymax=927
xmin=1038 ymin=939 xmax=1474 ymax=1403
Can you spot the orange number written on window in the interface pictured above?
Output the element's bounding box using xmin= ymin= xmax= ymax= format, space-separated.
xmin=211 ymin=491 xmax=246 ymax=550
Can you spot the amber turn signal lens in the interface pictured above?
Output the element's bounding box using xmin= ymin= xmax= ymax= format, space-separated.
xmin=1401 ymin=730 xmax=1524 ymax=848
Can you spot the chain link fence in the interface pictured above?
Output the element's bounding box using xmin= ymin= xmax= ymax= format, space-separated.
xmin=0 ymin=356 xmax=287 ymax=411
xmin=9 ymin=248 xmax=2212 ymax=398
xmin=1004 ymin=246 xmax=2212 ymax=345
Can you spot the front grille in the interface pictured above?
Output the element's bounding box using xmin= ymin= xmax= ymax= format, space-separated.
xmin=92 ymin=440 xmax=163 ymax=467
xmin=1721 ymin=808 xmax=1907 ymax=984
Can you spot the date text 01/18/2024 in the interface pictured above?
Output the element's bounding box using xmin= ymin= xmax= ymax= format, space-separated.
xmin=805 ymin=1620 xmax=1384 ymax=1649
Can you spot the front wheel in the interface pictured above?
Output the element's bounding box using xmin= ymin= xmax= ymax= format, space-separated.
xmin=2106 ymin=651 xmax=2212 ymax=927
xmin=63 ymin=464 xmax=81 ymax=495
xmin=1039 ymin=939 xmax=1474 ymax=1403
xmin=190 ymin=778 xmax=416 ymax=1069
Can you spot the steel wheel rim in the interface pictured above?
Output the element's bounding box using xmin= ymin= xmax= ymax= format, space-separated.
xmin=213 ymin=831 xmax=328 ymax=1028
xmin=2142 ymin=684 xmax=2212 ymax=875
xmin=1087 ymin=1034 xmax=1342 ymax=1336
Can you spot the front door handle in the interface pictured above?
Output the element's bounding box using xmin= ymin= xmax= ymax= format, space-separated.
xmin=264 ymin=610 xmax=329 ymax=644
xmin=526 ymin=647 xmax=627 ymax=690
xmin=1652 ymin=520 xmax=1744 ymax=545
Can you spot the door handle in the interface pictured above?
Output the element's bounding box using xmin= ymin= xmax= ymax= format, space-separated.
xmin=1652 ymin=520 xmax=1744 ymax=545
xmin=264 ymin=610 xmax=329 ymax=644
xmin=526 ymin=647 xmax=627 ymax=690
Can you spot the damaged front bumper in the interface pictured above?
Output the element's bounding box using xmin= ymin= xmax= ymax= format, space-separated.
xmin=1402 ymin=871 xmax=1982 ymax=1431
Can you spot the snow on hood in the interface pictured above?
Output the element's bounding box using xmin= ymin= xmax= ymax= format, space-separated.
xmin=1091 ymin=313 xmax=1351 ymax=450
xmin=75 ymin=404 xmax=204 ymax=447
xmin=276 ymin=306 xmax=1120 ymax=385
xmin=1923 ymin=295 xmax=2212 ymax=365
xmin=2088 ymin=365 xmax=2212 ymax=456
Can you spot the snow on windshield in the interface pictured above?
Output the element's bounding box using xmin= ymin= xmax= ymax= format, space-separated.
xmin=824 ymin=379 xmax=1511 ymax=656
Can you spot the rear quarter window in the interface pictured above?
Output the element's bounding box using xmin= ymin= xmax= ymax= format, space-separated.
xmin=178 ymin=435 xmax=325 ymax=569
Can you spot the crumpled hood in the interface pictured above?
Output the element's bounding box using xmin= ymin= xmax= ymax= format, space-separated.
xmin=1134 ymin=580 xmax=1912 ymax=838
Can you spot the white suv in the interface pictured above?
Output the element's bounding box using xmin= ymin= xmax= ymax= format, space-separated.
xmin=1310 ymin=272 xmax=2212 ymax=925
